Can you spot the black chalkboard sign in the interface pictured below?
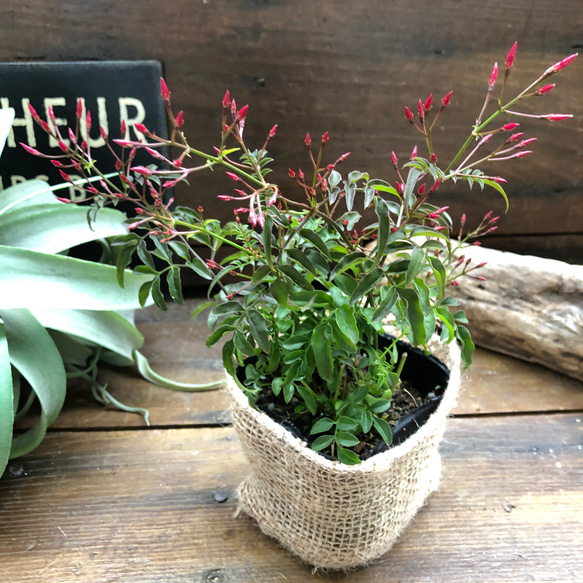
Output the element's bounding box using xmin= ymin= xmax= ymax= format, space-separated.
xmin=0 ymin=60 xmax=168 ymax=199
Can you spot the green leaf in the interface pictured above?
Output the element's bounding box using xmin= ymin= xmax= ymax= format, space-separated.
xmin=372 ymin=287 xmax=398 ymax=322
xmin=337 ymin=445 xmax=361 ymax=465
xmin=372 ymin=416 xmax=393 ymax=445
xmin=335 ymin=431 xmax=360 ymax=448
xmin=251 ymin=264 xmax=272 ymax=286
xmin=0 ymin=309 xmax=66 ymax=459
xmin=166 ymin=265 xmax=184 ymax=304
xmin=330 ymin=251 xmax=367 ymax=280
xmin=337 ymin=416 xmax=360 ymax=431
xmin=310 ymin=417 xmax=336 ymax=434
xmin=297 ymin=384 xmax=317 ymax=415
xmin=405 ymin=246 xmax=425 ymax=285
xmin=335 ymin=305 xmax=359 ymax=345
xmin=191 ymin=300 xmax=216 ymax=320
xmin=311 ymin=322 xmax=334 ymax=382
xmin=429 ymin=256 xmax=447 ymax=299
xmin=456 ymin=325 xmax=475 ymax=367
xmin=30 ymin=308 xmax=144 ymax=361
xmin=299 ymin=229 xmax=331 ymax=260
xmin=280 ymin=265 xmax=314 ymax=291
xmin=373 ymin=197 xmax=390 ymax=267
xmin=270 ymin=279 xmax=289 ymax=306
xmin=208 ymin=301 xmax=242 ymax=331
xmin=483 ymin=179 xmax=510 ymax=212
xmin=397 ymin=288 xmax=426 ymax=346
xmin=247 ymin=309 xmax=271 ymax=353
xmin=0 ymin=322 xmax=14 ymax=477
xmin=312 ymin=434 xmax=335 ymax=452
xmin=263 ymin=215 xmax=273 ymax=267
xmin=349 ymin=267 xmax=384 ymax=305
xmin=151 ymin=276 xmax=167 ymax=311
xmin=0 ymin=204 xmax=129 ymax=254
xmin=0 ymin=245 xmax=154 ymax=310
xmin=287 ymin=249 xmax=316 ymax=275
xmin=222 ymin=339 xmax=236 ymax=377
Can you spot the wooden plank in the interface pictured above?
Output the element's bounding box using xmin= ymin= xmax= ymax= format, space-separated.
xmin=483 ymin=234 xmax=583 ymax=265
xmin=1 ymin=414 xmax=581 ymax=582
xmin=0 ymin=0 xmax=581 ymax=247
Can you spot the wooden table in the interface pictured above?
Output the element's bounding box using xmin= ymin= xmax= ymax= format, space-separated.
xmin=1 ymin=299 xmax=582 ymax=582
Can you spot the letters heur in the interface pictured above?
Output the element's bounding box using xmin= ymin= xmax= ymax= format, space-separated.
xmin=0 ymin=96 xmax=147 ymax=197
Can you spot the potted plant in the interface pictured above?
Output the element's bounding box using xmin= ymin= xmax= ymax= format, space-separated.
xmin=0 ymin=109 xmax=222 ymax=480
xmin=22 ymin=44 xmax=576 ymax=568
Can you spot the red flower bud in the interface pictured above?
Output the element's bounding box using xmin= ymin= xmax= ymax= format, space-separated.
xmin=86 ymin=111 xmax=92 ymax=130
xmin=47 ymin=106 xmax=56 ymax=122
xmin=222 ymin=90 xmax=231 ymax=109
xmin=417 ymin=99 xmax=425 ymax=121
xmin=411 ymin=145 xmax=418 ymax=160
xmin=288 ymin=168 xmax=296 ymax=179
xmin=305 ymin=132 xmax=311 ymax=147
xmin=418 ymin=183 xmax=426 ymax=195
xmin=120 ymin=120 xmax=127 ymax=135
xmin=132 ymin=166 xmax=153 ymax=176
xmin=76 ymin=98 xmax=83 ymax=119
xmin=404 ymin=106 xmax=414 ymax=122
xmin=322 ymin=131 xmax=329 ymax=144
xmin=503 ymin=123 xmax=520 ymax=131
xmin=100 ymin=126 xmax=108 ymax=140
xmin=50 ymin=159 xmax=63 ymax=167
xmin=57 ymin=140 xmax=68 ymax=153
xmin=493 ymin=177 xmax=507 ymax=183
xmin=430 ymin=153 xmax=437 ymax=163
xmin=20 ymin=143 xmax=42 ymax=156
xmin=58 ymin=169 xmax=71 ymax=182
xmin=391 ymin=151 xmax=398 ymax=166
xmin=269 ymin=124 xmax=278 ymax=138
xmin=460 ymin=213 xmax=466 ymax=227
xmin=505 ymin=41 xmax=518 ymax=70
xmin=518 ymin=137 xmax=537 ymax=147
xmin=396 ymin=182 xmax=404 ymax=195
xmin=134 ymin=123 xmax=147 ymax=135
xmin=225 ymin=171 xmax=240 ymax=181
xmin=508 ymin=132 xmax=524 ymax=142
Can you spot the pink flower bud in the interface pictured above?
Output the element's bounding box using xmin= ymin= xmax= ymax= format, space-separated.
xmin=56 ymin=196 xmax=71 ymax=203
xmin=225 ymin=171 xmax=240 ymax=181
xmin=518 ymin=137 xmax=537 ymax=147
xmin=100 ymin=126 xmax=108 ymax=140
xmin=460 ymin=213 xmax=466 ymax=227
xmin=40 ymin=120 xmax=50 ymax=133
xmin=430 ymin=153 xmax=437 ymax=163
xmin=50 ymin=159 xmax=63 ymax=167
xmin=493 ymin=177 xmax=507 ymax=183
xmin=441 ymin=90 xmax=453 ymax=108
xmin=134 ymin=123 xmax=148 ymax=134
xmin=411 ymin=145 xmax=417 ymax=160
xmin=87 ymin=186 xmax=99 ymax=194
xmin=503 ymin=123 xmax=520 ymax=131
xmin=57 ymin=140 xmax=68 ymax=153
xmin=28 ymin=103 xmax=40 ymax=121
xmin=536 ymin=84 xmax=555 ymax=95
xmin=160 ymin=78 xmax=171 ymax=101
xmin=86 ymin=111 xmax=92 ymax=130
xmin=321 ymin=131 xmax=329 ymax=144
xmin=288 ymin=169 xmax=296 ymax=179
xmin=396 ymin=182 xmax=404 ymax=194
xmin=163 ymin=180 xmax=176 ymax=188
xmin=20 ymin=143 xmax=42 ymax=156
xmin=47 ymin=106 xmax=56 ymax=122
xmin=505 ymin=42 xmax=518 ymax=70
xmin=509 ymin=132 xmax=524 ymax=142
xmin=113 ymin=139 xmax=134 ymax=148
xmin=222 ymin=90 xmax=231 ymax=109
xmin=489 ymin=62 xmax=498 ymax=87
xmin=478 ymin=134 xmax=493 ymax=146
xmin=424 ymin=94 xmax=433 ymax=112
xmin=269 ymin=124 xmax=278 ymax=138
xmin=391 ymin=151 xmax=398 ymax=166
xmin=549 ymin=53 xmax=578 ymax=73
xmin=418 ymin=183 xmax=426 ymax=195
xmin=76 ymin=98 xmax=83 ymax=119
xmin=217 ymin=195 xmax=232 ymax=201
xmin=546 ymin=114 xmax=573 ymax=122
xmin=417 ymin=99 xmax=425 ymax=121
xmin=339 ymin=152 xmax=351 ymax=162
xmin=298 ymin=169 xmax=305 ymax=181
xmin=305 ymin=132 xmax=311 ymax=147
xmin=120 ymin=119 xmax=127 ymax=135
xmin=58 ymin=170 xmax=71 ymax=182
xmin=132 ymin=166 xmax=152 ymax=176
xmin=404 ymin=106 xmax=414 ymax=122
xmin=236 ymin=104 xmax=249 ymax=120
xmin=68 ymin=128 xmax=76 ymax=143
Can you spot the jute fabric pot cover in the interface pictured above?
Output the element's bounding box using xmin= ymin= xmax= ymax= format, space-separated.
xmin=227 ymin=337 xmax=462 ymax=570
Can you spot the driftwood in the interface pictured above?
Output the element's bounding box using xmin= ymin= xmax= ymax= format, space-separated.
xmin=451 ymin=246 xmax=583 ymax=382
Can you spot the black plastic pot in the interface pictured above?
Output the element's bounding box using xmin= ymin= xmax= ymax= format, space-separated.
xmin=237 ymin=333 xmax=451 ymax=457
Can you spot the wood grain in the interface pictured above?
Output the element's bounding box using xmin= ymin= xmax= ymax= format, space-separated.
xmin=0 ymin=0 xmax=581 ymax=252
xmin=1 ymin=415 xmax=581 ymax=582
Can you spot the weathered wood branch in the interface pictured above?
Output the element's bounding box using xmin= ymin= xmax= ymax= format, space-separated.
xmin=452 ymin=246 xmax=583 ymax=382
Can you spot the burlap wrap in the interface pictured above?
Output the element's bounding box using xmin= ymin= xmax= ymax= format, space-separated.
xmin=227 ymin=337 xmax=462 ymax=570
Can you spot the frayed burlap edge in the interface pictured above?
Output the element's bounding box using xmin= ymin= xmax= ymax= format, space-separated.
xmin=227 ymin=337 xmax=462 ymax=570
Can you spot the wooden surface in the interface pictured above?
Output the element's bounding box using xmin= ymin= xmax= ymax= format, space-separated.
xmin=1 ymin=299 xmax=582 ymax=582
xmin=0 ymin=0 xmax=581 ymax=262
